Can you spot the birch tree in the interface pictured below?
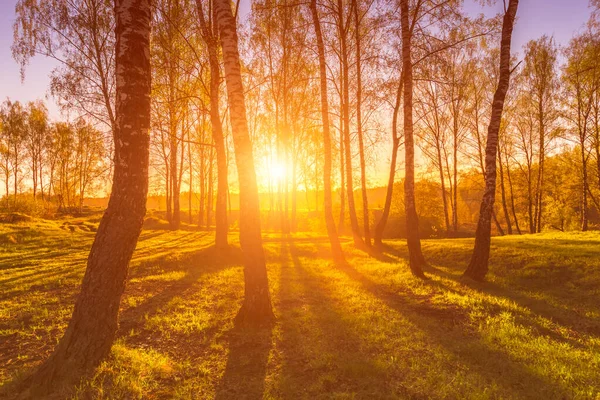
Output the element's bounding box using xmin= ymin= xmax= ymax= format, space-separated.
xmin=311 ymin=0 xmax=345 ymax=262
xmin=196 ymin=0 xmax=229 ymax=248
xmin=14 ymin=0 xmax=116 ymax=134
xmin=214 ymin=0 xmax=274 ymax=323
xmin=464 ymin=0 xmax=519 ymax=281
xmin=29 ymin=0 xmax=152 ymax=394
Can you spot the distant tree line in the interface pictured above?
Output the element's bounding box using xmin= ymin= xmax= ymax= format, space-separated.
xmin=0 ymin=99 xmax=107 ymax=214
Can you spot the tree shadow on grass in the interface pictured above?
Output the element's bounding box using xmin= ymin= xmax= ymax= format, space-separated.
xmin=0 ymin=266 xmax=83 ymax=299
xmin=0 ymin=248 xmax=89 ymax=271
xmin=343 ymin=261 xmax=578 ymax=397
xmin=263 ymin=235 xmax=351 ymax=244
xmin=424 ymin=273 xmax=595 ymax=352
xmin=284 ymin=240 xmax=573 ymax=398
xmin=272 ymin=240 xmax=426 ymax=398
xmin=139 ymin=231 xmax=204 ymax=248
xmin=0 ymin=243 xmax=245 ymax=400
xmin=214 ymin=325 xmax=273 ymax=400
xmin=210 ymin=244 xmax=275 ymax=400
xmin=118 ymin=244 xmax=243 ymax=337
xmin=383 ymin=240 xmax=600 ymax=339
xmin=422 ymin=256 xmax=600 ymax=341
xmin=363 ymin=244 xmax=398 ymax=263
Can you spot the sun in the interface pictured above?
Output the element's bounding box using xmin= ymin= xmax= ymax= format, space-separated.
xmin=269 ymin=161 xmax=287 ymax=182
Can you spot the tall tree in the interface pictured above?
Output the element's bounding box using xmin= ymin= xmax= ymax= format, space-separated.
xmin=562 ymin=32 xmax=598 ymax=232
xmin=310 ymin=0 xmax=345 ymax=263
xmin=28 ymin=0 xmax=152 ymax=394
xmin=196 ymin=0 xmax=229 ymax=248
xmin=214 ymin=0 xmax=274 ymax=323
xmin=520 ymin=36 xmax=559 ymax=233
xmin=374 ymin=75 xmax=403 ymax=246
xmin=416 ymin=65 xmax=452 ymax=234
xmin=464 ymin=0 xmax=519 ymax=281
xmin=14 ymin=0 xmax=116 ymax=134
xmin=0 ymin=100 xmax=26 ymax=208
xmin=73 ymin=120 xmax=107 ymax=212
xmin=336 ymin=0 xmax=364 ymax=247
xmin=25 ymin=101 xmax=48 ymax=202
xmin=400 ymin=0 xmax=426 ymax=277
xmin=464 ymin=51 xmax=507 ymax=236
xmin=0 ymin=116 xmax=9 ymax=208
xmin=354 ymin=0 xmax=371 ymax=246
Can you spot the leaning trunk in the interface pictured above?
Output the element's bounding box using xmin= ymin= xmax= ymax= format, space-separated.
xmin=505 ymin=148 xmax=522 ymax=234
xmin=338 ymin=104 xmax=346 ymax=231
xmin=464 ymin=0 xmax=518 ymax=281
xmin=437 ymin=144 xmax=451 ymax=234
xmin=29 ymin=1 xmax=151 ymax=394
xmin=535 ymin=109 xmax=545 ymax=233
xmin=400 ymin=0 xmax=426 ymax=277
xmin=581 ymin=143 xmax=589 ymax=231
xmin=497 ymin=144 xmax=513 ymax=234
xmin=374 ymin=76 xmax=403 ymax=246
xmin=452 ymin=127 xmax=459 ymax=232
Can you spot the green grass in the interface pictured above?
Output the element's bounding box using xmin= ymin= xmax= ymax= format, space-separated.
xmin=1 ymin=218 xmax=599 ymax=399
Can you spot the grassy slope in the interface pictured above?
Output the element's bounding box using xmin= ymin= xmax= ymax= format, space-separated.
xmin=0 ymin=218 xmax=599 ymax=399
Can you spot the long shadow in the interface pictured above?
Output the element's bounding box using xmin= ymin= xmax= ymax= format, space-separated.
xmin=214 ymin=324 xmax=273 ymax=400
xmin=0 ymin=263 xmax=82 ymax=288
xmin=499 ymin=237 xmax=600 ymax=249
xmin=383 ymin=240 xmax=600 ymax=338
xmin=283 ymin=239 xmax=573 ymax=397
xmin=424 ymin=272 xmax=594 ymax=351
xmin=332 ymin=257 xmax=467 ymax=326
xmin=425 ymin=258 xmax=600 ymax=339
xmin=274 ymin=240 xmax=426 ymax=398
xmin=136 ymin=230 xmax=166 ymax=241
xmin=377 ymin=242 xmax=420 ymax=263
xmin=459 ymin=274 xmax=600 ymax=337
xmin=2 ymin=243 xmax=245 ymax=399
xmin=132 ymin=232 xmax=208 ymax=256
xmin=332 ymin=259 xmax=574 ymax=398
xmin=0 ymin=247 xmax=88 ymax=271
xmin=118 ymin=244 xmax=242 ymax=337
xmin=262 ymin=235 xmax=354 ymax=246
xmin=212 ymin=244 xmax=273 ymax=400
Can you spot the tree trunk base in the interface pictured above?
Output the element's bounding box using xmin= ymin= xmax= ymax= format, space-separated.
xmin=234 ymin=302 xmax=275 ymax=327
xmin=462 ymin=258 xmax=488 ymax=282
xmin=26 ymin=327 xmax=113 ymax=398
xmin=410 ymin=267 xmax=427 ymax=279
xmin=353 ymin=236 xmax=368 ymax=251
xmin=407 ymin=245 xmax=427 ymax=279
xmin=331 ymin=251 xmax=346 ymax=266
xmin=214 ymin=241 xmax=230 ymax=253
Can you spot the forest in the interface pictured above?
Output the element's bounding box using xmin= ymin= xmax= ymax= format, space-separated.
xmin=1 ymin=0 xmax=600 ymax=398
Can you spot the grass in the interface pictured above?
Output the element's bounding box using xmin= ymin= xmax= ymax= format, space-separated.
xmin=0 ymin=217 xmax=599 ymax=399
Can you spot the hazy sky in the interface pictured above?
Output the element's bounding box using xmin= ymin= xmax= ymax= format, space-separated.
xmin=0 ymin=0 xmax=594 ymax=121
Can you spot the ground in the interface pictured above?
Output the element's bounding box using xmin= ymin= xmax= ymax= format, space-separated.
xmin=0 ymin=216 xmax=599 ymax=399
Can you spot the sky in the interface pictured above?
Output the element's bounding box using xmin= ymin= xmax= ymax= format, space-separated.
xmin=0 ymin=0 xmax=594 ymax=122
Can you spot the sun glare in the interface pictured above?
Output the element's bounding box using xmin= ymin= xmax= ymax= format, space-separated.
xmin=269 ymin=162 xmax=287 ymax=182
